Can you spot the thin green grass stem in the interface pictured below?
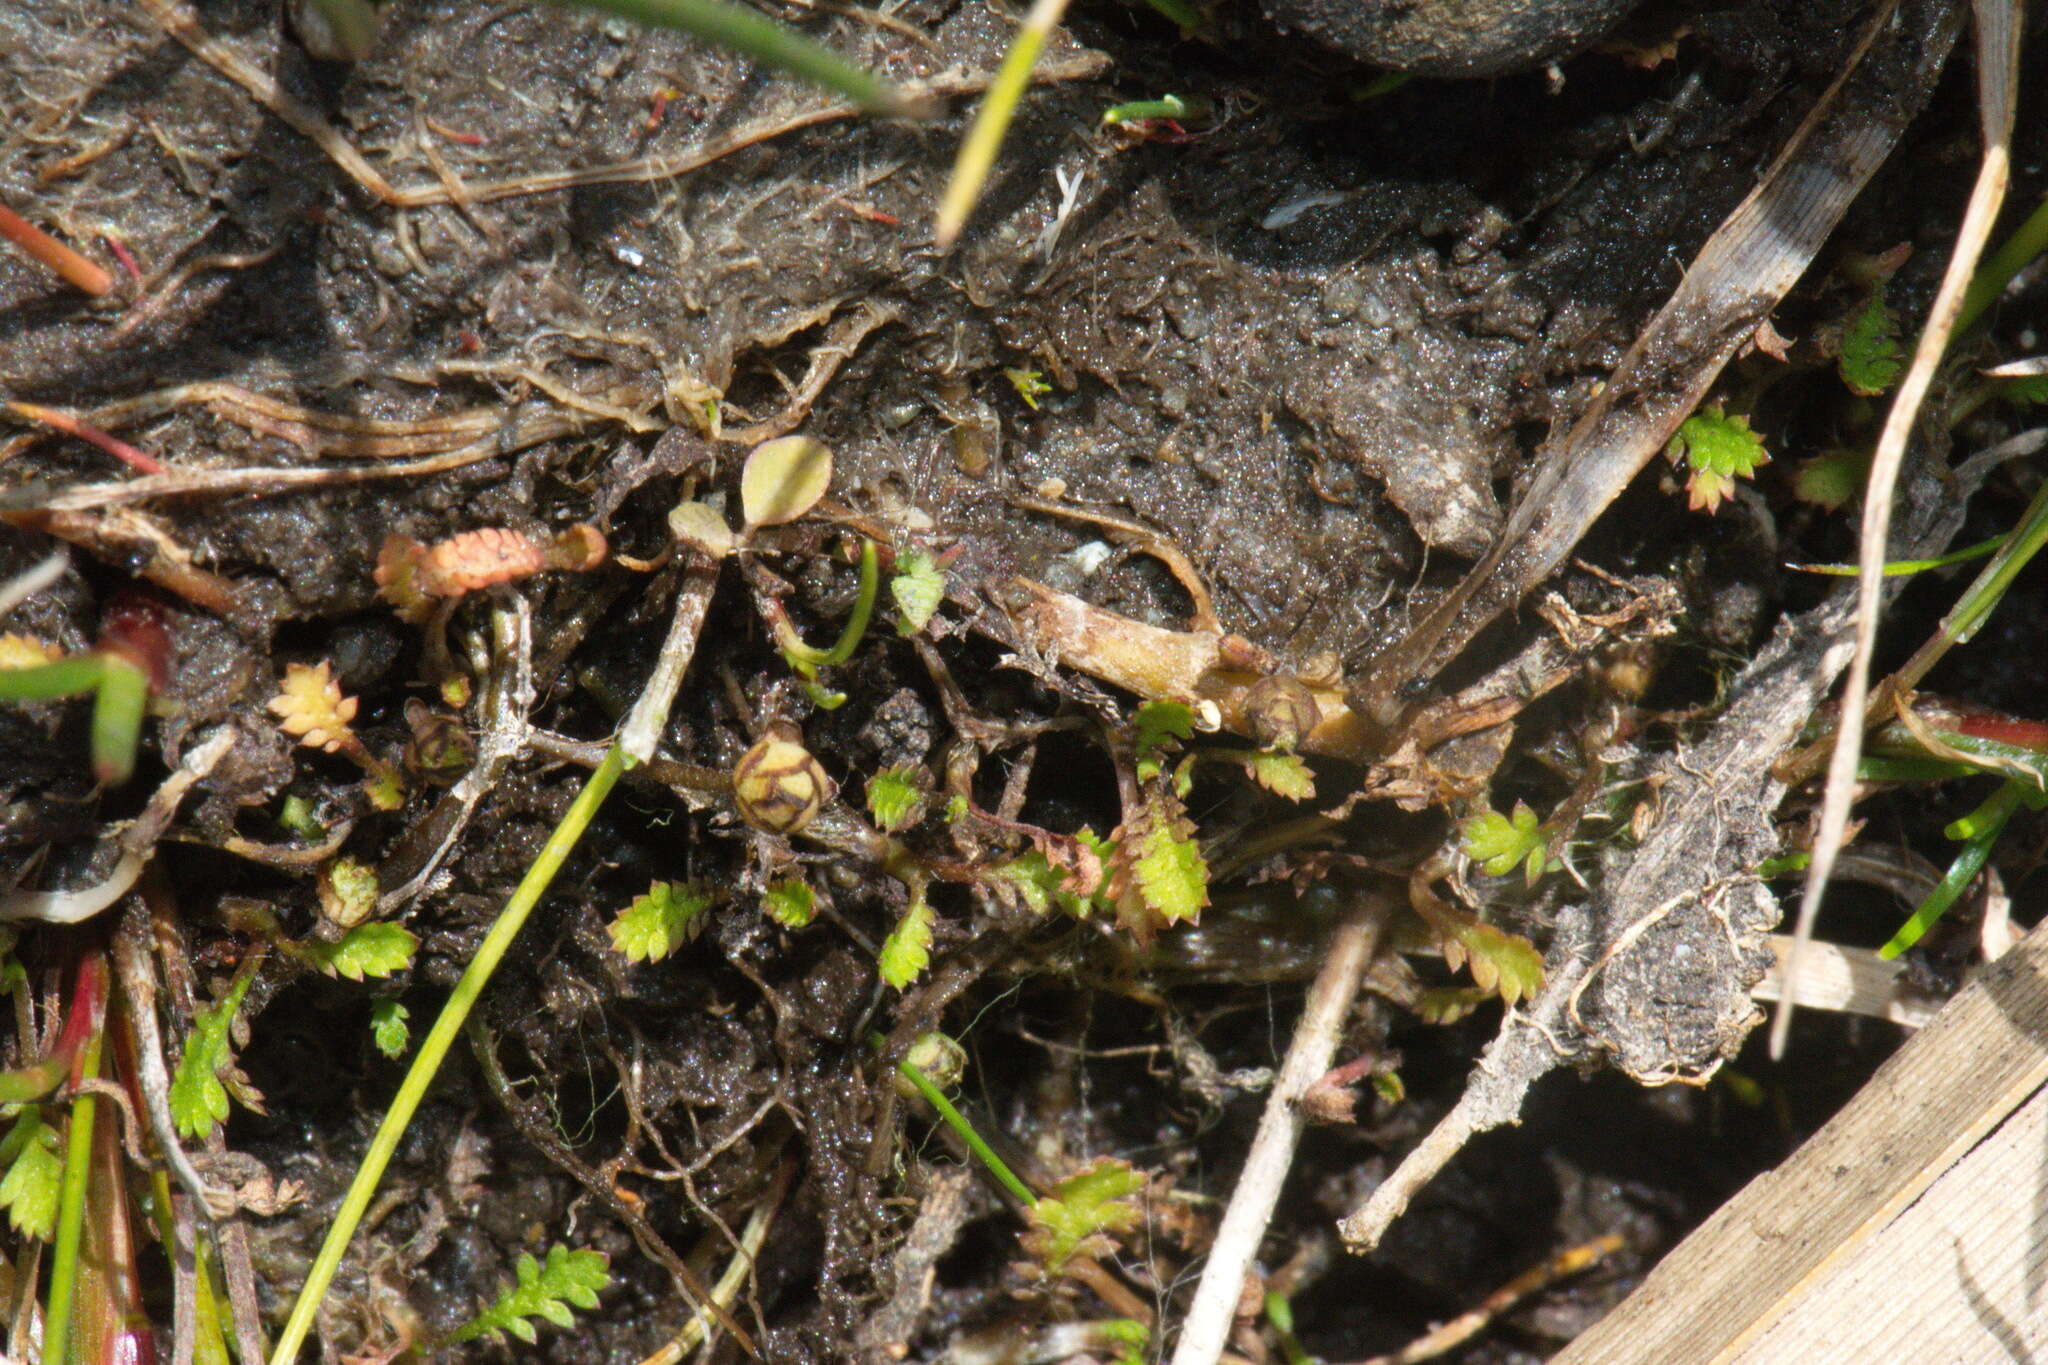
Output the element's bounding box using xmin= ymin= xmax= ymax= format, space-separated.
xmin=1957 ymin=191 xmax=2048 ymax=334
xmin=44 ymin=1028 xmax=105 ymax=1365
xmin=896 ymin=1058 xmax=1036 ymax=1207
xmin=269 ymin=742 xmax=630 ymax=1365
xmin=548 ymin=0 xmax=917 ymax=115
xmin=934 ymin=0 xmax=1071 ymax=247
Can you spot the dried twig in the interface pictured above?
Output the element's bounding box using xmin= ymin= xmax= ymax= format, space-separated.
xmin=723 ymin=301 xmax=900 ymax=445
xmin=134 ymin=0 xmax=400 ymax=204
xmin=1170 ymin=897 xmax=1388 ymax=1365
xmin=376 ymin=599 xmax=533 ymax=913
xmin=1344 ymin=1234 xmax=1625 ymax=1365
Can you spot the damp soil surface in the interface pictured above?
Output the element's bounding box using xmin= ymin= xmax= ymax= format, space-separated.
xmin=1 ymin=1 xmax=2045 ymax=1361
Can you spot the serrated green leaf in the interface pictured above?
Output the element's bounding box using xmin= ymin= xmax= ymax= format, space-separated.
xmin=1666 ymin=407 xmax=1769 ymax=514
xmin=446 ymin=1244 xmax=610 ymax=1346
xmin=1839 ymin=287 xmax=1903 ymax=396
xmin=607 ymin=881 xmax=710 ymax=963
xmin=1132 ymin=702 xmax=1194 ymax=782
xmin=1245 ymin=750 xmax=1315 ymax=801
xmin=370 ymin=1000 xmax=410 ymax=1059
xmin=1020 ymin=1158 xmax=1146 ymax=1274
xmin=306 ymin=922 xmax=418 ymax=982
xmin=0 ymin=1108 xmax=61 ymax=1240
xmin=1126 ymin=797 xmax=1208 ymax=927
xmin=763 ymin=879 xmax=816 ymax=928
xmin=879 ymin=892 xmax=935 ymax=989
xmin=1444 ymin=919 xmax=1546 ymax=1005
xmin=1462 ymin=802 xmax=1544 ymax=878
xmin=890 ymin=550 xmax=946 ymax=636
xmin=170 ymin=971 xmax=256 ymax=1140
xmin=866 ymin=767 xmax=927 ymax=832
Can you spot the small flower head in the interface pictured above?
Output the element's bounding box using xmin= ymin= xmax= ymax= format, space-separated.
xmin=270 ymin=661 xmax=358 ymax=754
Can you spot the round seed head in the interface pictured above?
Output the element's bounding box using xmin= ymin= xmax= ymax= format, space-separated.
xmin=733 ymin=735 xmax=833 ymax=835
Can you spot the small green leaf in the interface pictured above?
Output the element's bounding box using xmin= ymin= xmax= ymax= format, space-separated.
xmin=1020 ymin=1158 xmax=1146 ymax=1274
xmin=369 ymin=1000 xmax=410 ymax=1059
xmin=1666 ymin=407 xmax=1769 ymax=514
xmin=1792 ymin=447 xmax=1868 ymax=511
xmin=0 ymin=1108 xmax=61 ymax=1240
xmin=1245 ymin=750 xmax=1315 ymax=801
xmin=170 ymin=971 xmax=256 ymax=1140
xmin=667 ymin=500 xmax=737 ymax=559
xmin=277 ymin=794 xmax=323 ymax=840
xmin=608 ymin=882 xmax=710 ymax=963
xmin=890 ymin=549 xmax=946 ymax=636
xmin=879 ymin=892 xmax=935 ymax=989
xmin=306 ymin=923 xmax=418 ymax=982
xmin=763 ymin=879 xmax=815 ymax=928
xmin=1462 ymin=802 xmax=1545 ymax=879
xmin=1839 ymin=287 xmax=1903 ymax=396
xmin=1133 ymin=701 xmax=1194 ymax=753
xmin=445 ymin=1244 xmax=610 ymax=1346
xmin=866 ymin=767 xmax=927 ymax=832
xmin=740 ymin=435 xmax=832 ymax=528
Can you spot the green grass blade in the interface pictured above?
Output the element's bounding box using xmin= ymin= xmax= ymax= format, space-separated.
xmin=269 ymin=742 xmax=629 ymax=1365
xmin=1788 ymin=535 xmax=2004 ymax=578
xmin=43 ymin=1026 xmax=104 ymax=1365
xmin=896 ymin=1057 xmax=1036 ymax=1206
xmin=91 ymin=657 xmax=149 ymax=786
xmin=0 ymin=653 xmax=105 ymax=702
xmin=1878 ymin=779 xmax=2024 ymax=959
xmin=934 ymin=0 xmax=1072 ymax=248
xmin=549 ymin=0 xmax=922 ymax=116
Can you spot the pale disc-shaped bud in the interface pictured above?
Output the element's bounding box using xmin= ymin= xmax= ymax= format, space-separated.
xmin=733 ymin=736 xmax=834 ymax=835
xmin=667 ymin=500 xmax=737 ymax=559
xmin=740 ymin=436 xmax=832 ymax=528
xmin=893 ymin=1031 xmax=968 ymax=1097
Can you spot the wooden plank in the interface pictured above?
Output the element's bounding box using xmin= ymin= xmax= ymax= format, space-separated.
xmin=1551 ymin=915 xmax=2048 ymax=1363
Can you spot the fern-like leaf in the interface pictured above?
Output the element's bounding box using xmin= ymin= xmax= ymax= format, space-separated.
xmin=1020 ymin=1158 xmax=1147 ymax=1276
xmin=170 ymin=971 xmax=256 ymax=1140
xmin=445 ymin=1244 xmax=610 ymax=1345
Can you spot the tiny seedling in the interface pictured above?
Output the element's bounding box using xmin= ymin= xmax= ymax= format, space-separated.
xmin=270 ymin=660 xmax=408 ymax=810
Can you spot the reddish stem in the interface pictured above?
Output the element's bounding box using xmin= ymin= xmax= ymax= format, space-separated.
xmin=6 ymin=401 xmax=167 ymax=475
xmin=0 ymin=201 xmax=114 ymax=296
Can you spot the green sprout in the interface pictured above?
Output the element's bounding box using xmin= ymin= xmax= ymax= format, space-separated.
xmin=1099 ymin=93 xmax=1210 ymax=127
xmin=771 ymin=538 xmax=880 ymax=709
xmin=0 ymin=615 xmax=161 ymax=787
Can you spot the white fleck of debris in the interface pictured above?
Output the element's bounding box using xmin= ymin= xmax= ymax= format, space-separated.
xmin=1261 ymin=190 xmax=1351 ymax=231
xmin=614 ymin=244 xmax=646 ymax=268
xmin=1063 ymin=540 xmax=1113 ymax=578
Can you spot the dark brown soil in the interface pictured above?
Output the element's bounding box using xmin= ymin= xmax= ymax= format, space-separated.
xmin=1 ymin=0 xmax=2043 ymax=1361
